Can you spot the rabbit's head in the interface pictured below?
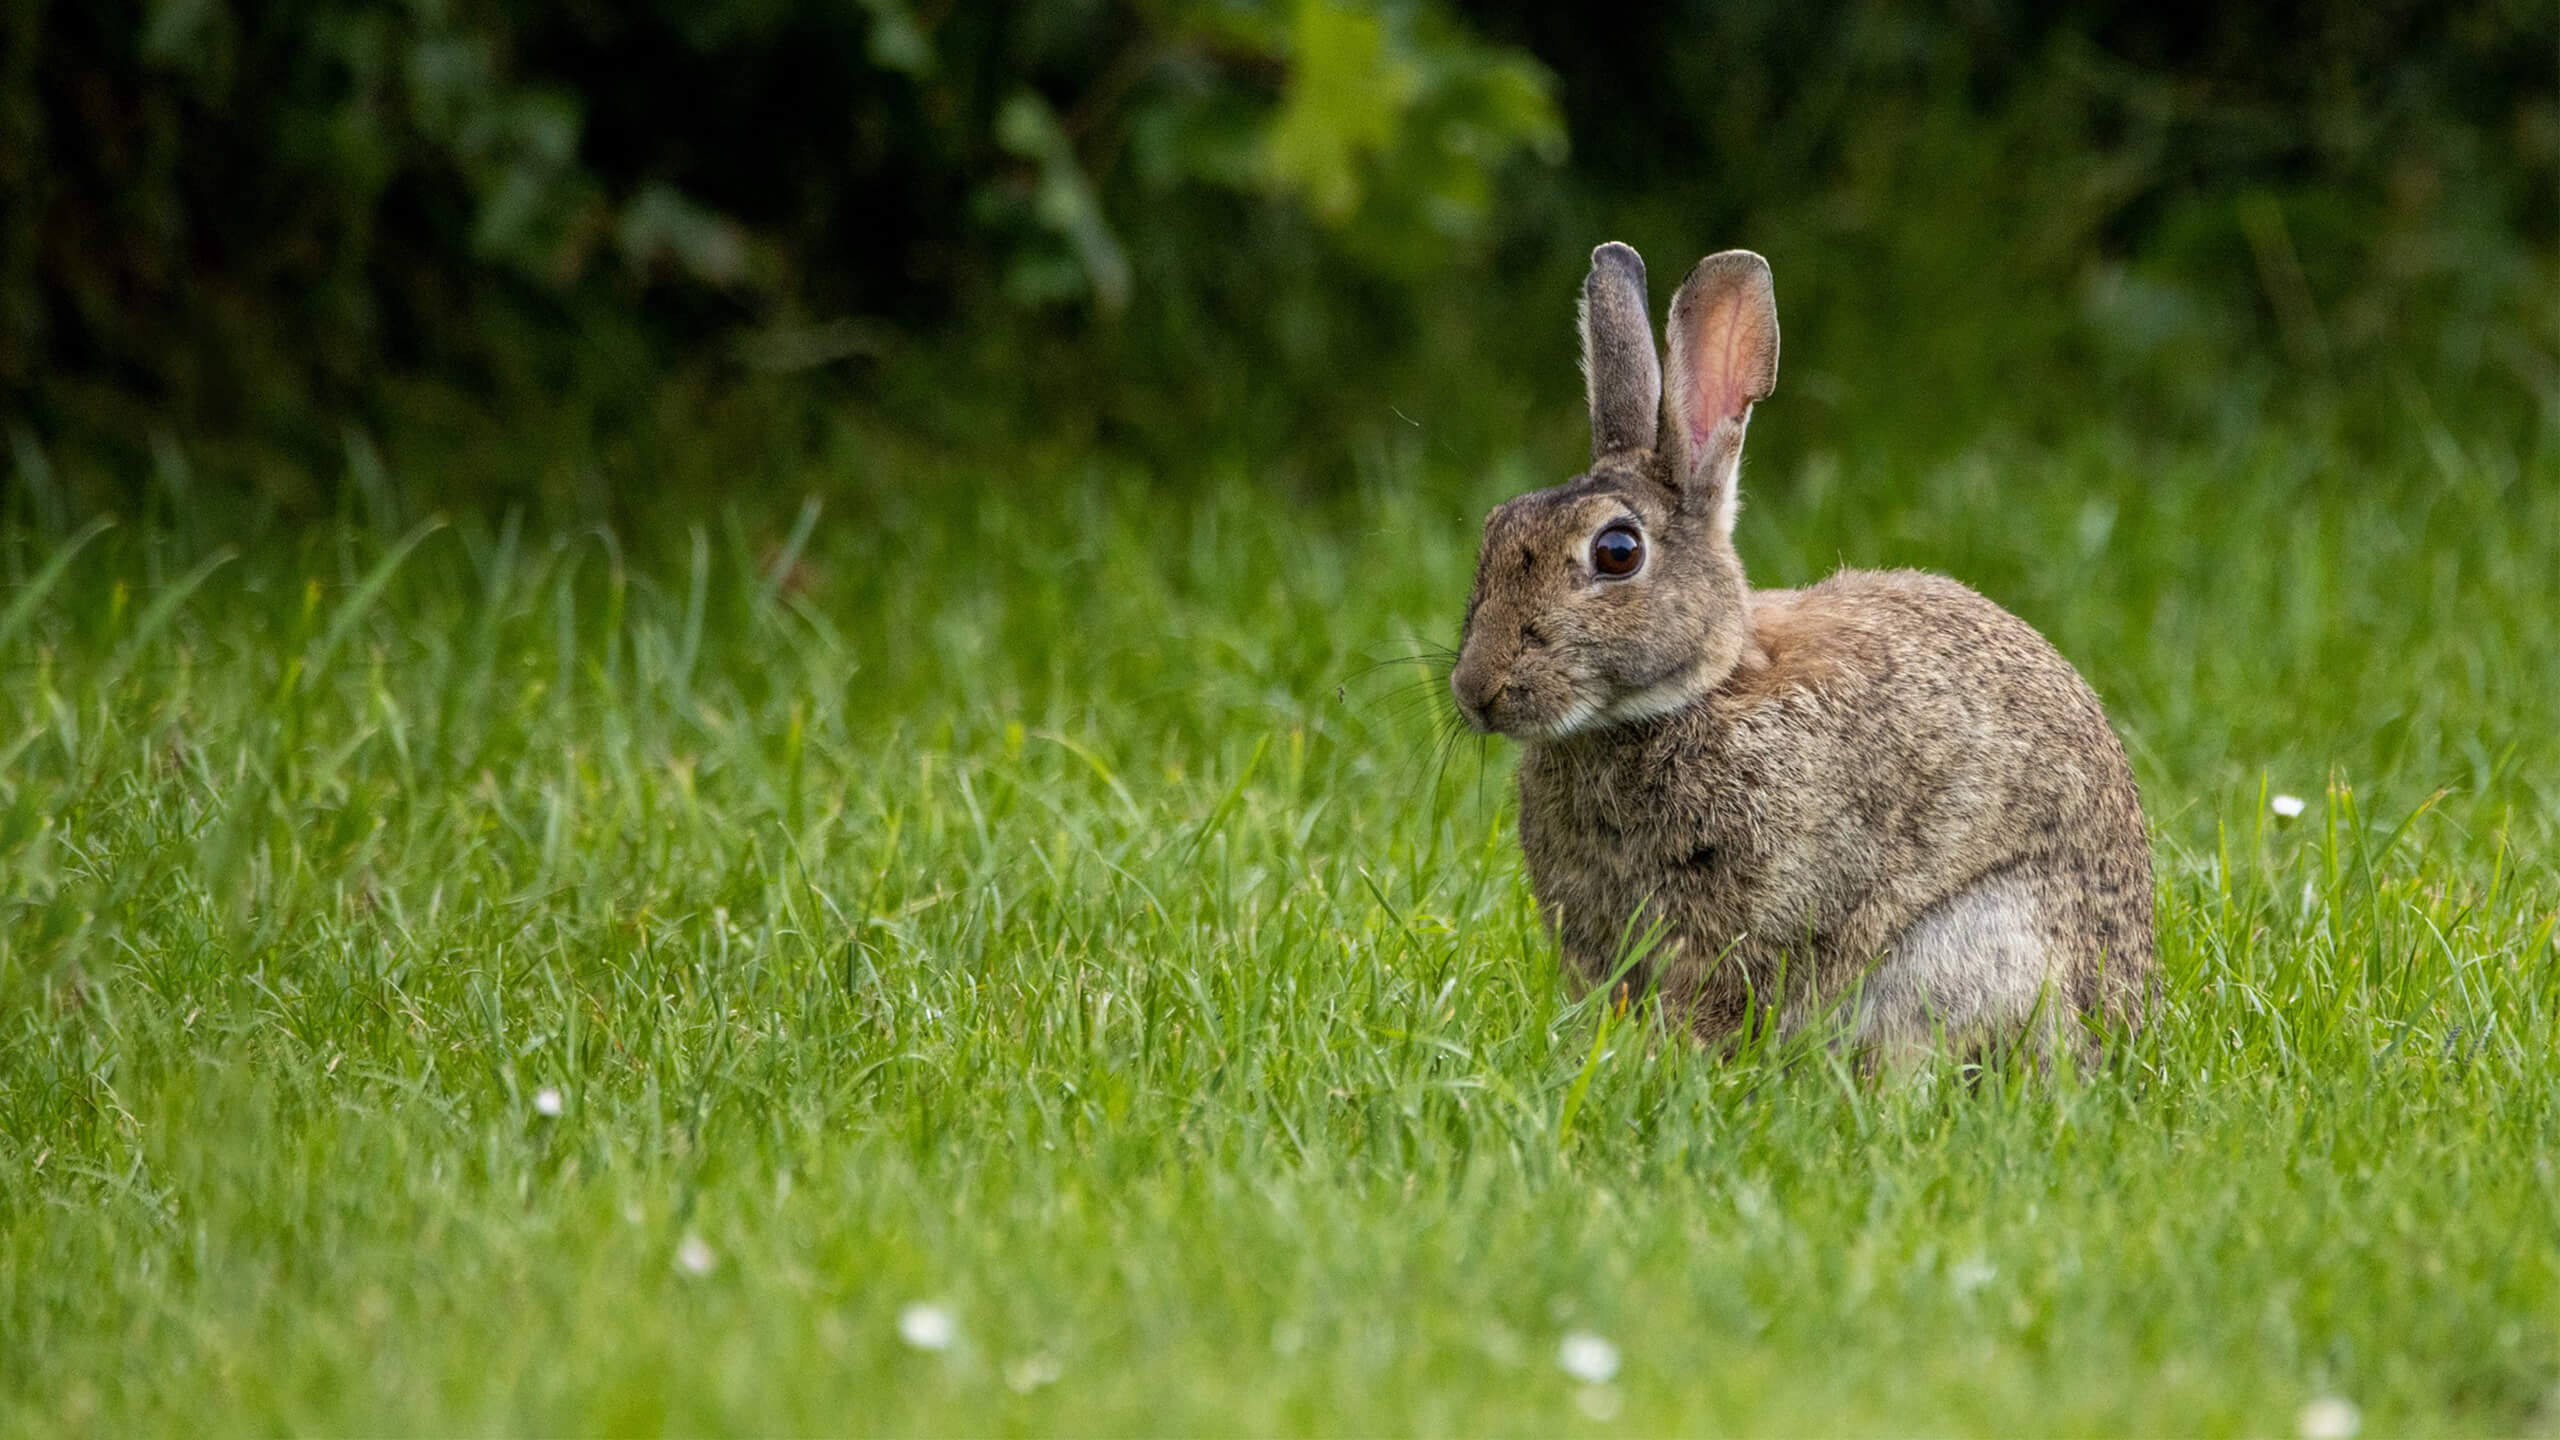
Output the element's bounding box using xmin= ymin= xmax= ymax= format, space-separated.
xmin=1451 ymin=244 xmax=1780 ymax=740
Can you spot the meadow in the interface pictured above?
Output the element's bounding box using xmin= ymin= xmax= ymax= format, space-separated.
xmin=5 ymin=400 xmax=2559 ymax=1433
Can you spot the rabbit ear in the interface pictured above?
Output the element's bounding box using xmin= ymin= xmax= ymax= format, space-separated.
xmin=1660 ymin=250 xmax=1779 ymax=531
xmin=1580 ymin=242 xmax=1662 ymax=459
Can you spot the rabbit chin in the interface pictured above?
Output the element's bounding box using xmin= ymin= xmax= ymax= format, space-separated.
xmin=1505 ymin=694 xmax=1605 ymax=742
xmin=1510 ymin=668 xmax=1715 ymax=741
xmin=1600 ymin=661 xmax=1717 ymax=726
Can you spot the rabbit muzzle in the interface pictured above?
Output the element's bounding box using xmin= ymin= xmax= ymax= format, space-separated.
xmin=1449 ymin=632 xmax=1598 ymax=740
xmin=1447 ymin=651 xmax=1507 ymax=734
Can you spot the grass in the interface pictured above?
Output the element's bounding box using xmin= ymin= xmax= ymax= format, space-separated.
xmin=4 ymin=401 xmax=2559 ymax=1434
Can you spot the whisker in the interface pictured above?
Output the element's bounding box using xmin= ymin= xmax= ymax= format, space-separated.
xmin=1334 ymin=637 xmax=1501 ymax=820
xmin=1337 ymin=646 xmax=1459 ymax=691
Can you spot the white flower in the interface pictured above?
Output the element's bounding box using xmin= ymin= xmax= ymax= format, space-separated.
xmin=674 ymin=1234 xmax=716 ymax=1277
xmin=2298 ymin=1396 xmax=2359 ymax=1439
xmin=533 ymin=1087 xmax=564 ymax=1117
xmin=1576 ymin=1384 xmax=1624 ymax=1421
xmin=1949 ymin=1256 xmax=1997 ymax=1296
xmin=2271 ymin=793 xmax=2307 ymax=819
xmin=1003 ymin=1353 xmax=1063 ymax=1392
xmin=1558 ymin=1331 xmax=1619 ymax=1384
xmin=898 ymin=1302 xmax=957 ymax=1352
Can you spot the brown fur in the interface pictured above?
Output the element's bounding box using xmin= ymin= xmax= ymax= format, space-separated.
xmin=1451 ymin=246 xmax=2155 ymax=1061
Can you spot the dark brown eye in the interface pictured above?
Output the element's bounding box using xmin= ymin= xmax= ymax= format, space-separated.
xmin=1590 ymin=524 xmax=1644 ymax=578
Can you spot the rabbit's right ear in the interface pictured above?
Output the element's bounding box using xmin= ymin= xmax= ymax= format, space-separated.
xmin=1661 ymin=250 xmax=1778 ymax=531
xmin=1581 ymin=242 xmax=1661 ymax=459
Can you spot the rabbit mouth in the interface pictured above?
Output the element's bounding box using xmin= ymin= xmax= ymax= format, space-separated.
xmin=1463 ymin=689 xmax=1605 ymax=742
xmin=1452 ymin=643 xmax=1611 ymax=740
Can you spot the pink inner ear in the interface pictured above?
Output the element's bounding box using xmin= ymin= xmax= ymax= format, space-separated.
xmin=1685 ymin=291 xmax=1761 ymax=454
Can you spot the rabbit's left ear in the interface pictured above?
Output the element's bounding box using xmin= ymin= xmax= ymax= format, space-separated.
xmin=1661 ymin=250 xmax=1779 ymax=532
xmin=1581 ymin=243 xmax=1661 ymax=459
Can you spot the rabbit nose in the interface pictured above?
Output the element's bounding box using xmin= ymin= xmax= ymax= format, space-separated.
xmin=1449 ymin=658 xmax=1500 ymax=732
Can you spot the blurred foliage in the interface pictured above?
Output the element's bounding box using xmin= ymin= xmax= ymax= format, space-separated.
xmin=0 ymin=0 xmax=2552 ymax=517
xmin=1484 ymin=0 xmax=2560 ymax=456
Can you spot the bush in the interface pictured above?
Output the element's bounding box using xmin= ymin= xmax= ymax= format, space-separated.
xmin=2 ymin=0 xmax=2551 ymax=516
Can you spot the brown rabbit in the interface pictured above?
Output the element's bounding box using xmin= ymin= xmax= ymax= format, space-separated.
xmin=1449 ymin=243 xmax=2153 ymax=1062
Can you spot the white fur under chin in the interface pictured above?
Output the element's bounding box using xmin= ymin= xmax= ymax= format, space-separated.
xmin=1601 ymin=663 xmax=1714 ymax=725
xmin=1514 ymin=669 xmax=1709 ymax=741
xmin=1516 ymin=696 xmax=1604 ymax=742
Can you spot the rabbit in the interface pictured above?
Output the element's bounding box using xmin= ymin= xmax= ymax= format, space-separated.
xmin=1448 ymin=242 xmax=2154 ymax=1063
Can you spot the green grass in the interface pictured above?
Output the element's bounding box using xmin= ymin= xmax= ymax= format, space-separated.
xmin=5 ymin=407 xmax=2559 ymax=1434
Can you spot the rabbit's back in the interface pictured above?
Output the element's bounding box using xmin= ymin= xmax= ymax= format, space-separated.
xmin=1515 ymin=568 xmax=2153 ymax=1046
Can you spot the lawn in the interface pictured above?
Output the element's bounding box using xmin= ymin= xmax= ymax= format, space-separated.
xmin=5 ymin=409 xmax=2558 ymax=1434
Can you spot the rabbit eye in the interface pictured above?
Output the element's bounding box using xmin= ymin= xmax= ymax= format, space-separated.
xmin=1590 ymin=524 xmax=1644 ymax=578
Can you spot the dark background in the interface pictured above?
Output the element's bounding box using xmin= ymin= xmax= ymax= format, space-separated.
xmin=4 ymin=0 xmax=2552 ymax=521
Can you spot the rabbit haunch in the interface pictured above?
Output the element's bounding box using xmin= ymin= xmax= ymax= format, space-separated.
xmin=1451 ymin=244 xmax=2154 ymax=1059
